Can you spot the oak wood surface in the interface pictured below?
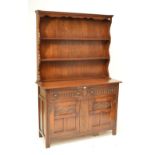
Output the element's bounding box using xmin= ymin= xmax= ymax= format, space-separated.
xmin=37 ymin=78 xmax=120 ymax=89
xmin=36 ymin=10 xmax=120 ymax=148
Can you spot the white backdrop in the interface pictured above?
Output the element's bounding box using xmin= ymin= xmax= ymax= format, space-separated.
xmin=0 ymin=0 xmax=155 ymax=154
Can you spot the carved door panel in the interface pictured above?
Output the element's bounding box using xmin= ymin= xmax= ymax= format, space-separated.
xmin=50 ymin=98 xmax=80 ymax=137
xmin=88 ymin=96 xmax=115 ymax=131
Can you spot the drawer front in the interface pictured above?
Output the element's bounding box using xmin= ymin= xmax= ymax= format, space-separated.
xmin=48 ymin=84 xmax=118 ymax=100
xmin=86 ymin=84 xmax=118 ymax=97
xmin=49 ymin=87 xmax=81 ymax=100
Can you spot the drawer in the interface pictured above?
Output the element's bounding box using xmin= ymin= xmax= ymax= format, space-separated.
xmin=49 ymin=87 xmax=82 ymax=100
xmin=87 ymin=84 xmax=118 ymax=97
xmin=48 ymin=84 xmax=118 ymax=100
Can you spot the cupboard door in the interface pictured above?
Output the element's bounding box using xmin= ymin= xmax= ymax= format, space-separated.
xmin=88 ymin=96 xmax=115 ymax=131
xmin=50 ymin=98 xmax=80 ymax=137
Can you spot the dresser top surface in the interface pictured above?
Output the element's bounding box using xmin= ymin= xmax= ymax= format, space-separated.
xmin=37 ymin=78 xmax=121 ymax=89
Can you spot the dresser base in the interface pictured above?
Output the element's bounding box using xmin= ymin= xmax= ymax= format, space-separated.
xmin=38 ymin=81 xmax=119 ymax=148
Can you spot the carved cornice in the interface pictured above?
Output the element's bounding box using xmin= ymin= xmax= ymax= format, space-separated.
xmin=36 ymin=10 xmax=113 ymax=21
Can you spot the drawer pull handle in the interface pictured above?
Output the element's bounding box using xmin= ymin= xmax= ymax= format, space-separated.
xmin=83 ymin=86 xmax=87 ymax=89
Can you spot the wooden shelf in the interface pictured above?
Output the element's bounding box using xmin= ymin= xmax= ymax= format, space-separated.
xmin=40 ymin=57 xmax=109 ymax=62
xmin=40 ymin=37 xmax=110 ymax=41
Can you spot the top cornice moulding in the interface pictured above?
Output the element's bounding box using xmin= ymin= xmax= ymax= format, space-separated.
xmin=35 ymin=10 xmax=113 ymax=21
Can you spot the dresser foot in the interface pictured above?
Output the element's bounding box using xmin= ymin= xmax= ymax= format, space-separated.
xmin=93 ymin=133 xmax=99 ymax=136
xmin=45 ymin=141 xmax=50 ymax=148
xmin=39 ymin=132 xmax=42 ymax=137
xmin=112 ymin=129 xmax=116 ymax=135
xmin=45 ymin=137 xmax=50 ymax=148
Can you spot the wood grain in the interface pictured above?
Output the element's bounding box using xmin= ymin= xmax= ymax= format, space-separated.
xmin=36 ymin=10 xmax=120 ymax=148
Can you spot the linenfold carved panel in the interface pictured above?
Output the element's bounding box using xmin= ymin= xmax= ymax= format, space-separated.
xmin=91 ymin=112 xmax=111 ymax=128
xmin=54 ymin=100 xmax=77 ymax=116
xmin=93 ymin=101 xmax=111 ymax=111
xmin=89 ymin=96 xmax=114 ymax=113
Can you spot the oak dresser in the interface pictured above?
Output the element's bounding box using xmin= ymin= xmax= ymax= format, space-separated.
xmin=36 ymin=10 xmax=121 ymax=148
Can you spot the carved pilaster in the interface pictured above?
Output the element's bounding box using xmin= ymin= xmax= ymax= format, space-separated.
xmin=36 ymin=13 xmax=41 ymax=82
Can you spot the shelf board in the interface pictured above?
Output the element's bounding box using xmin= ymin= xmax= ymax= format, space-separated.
xmin=40 ymin=57 xmax=109 ymax=62
xmin=40 ymin=37 xmax=110 ymax=41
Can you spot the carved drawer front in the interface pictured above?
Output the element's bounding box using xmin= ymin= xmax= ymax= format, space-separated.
xmin=87 ymin=84 xmax=118 ymax=97
xmin=49 ymin=84 xmax=118 ymax=100
xmin=89 ymin=96 xmax=115 ymax=131
xmin=49 ymin=87 xmax=82 ymax=99
xmin=50 ymin=99 xmax=80 ymax=136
